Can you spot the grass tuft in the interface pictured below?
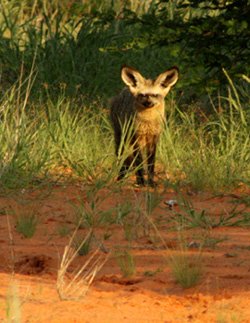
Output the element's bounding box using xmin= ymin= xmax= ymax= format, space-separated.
xmin=115 ymin=249 xmax=136 ymax=278
xmin=57 ymin=228 xmax=109 ymax=300
xmin=169 ymin=251 xmax=203 ymax=288
xmin=15 ymin=213 xmax=38 ymax=239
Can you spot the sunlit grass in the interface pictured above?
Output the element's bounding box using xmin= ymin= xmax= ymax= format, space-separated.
xmin=0 ymin=74 xmax=249 ymax=192
xmin=158 ymin=75 xmax=250 ymax=191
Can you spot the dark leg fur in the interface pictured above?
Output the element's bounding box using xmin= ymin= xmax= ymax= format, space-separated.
xmin=134 ymin=148 xmax=145 ymax=186
xmin=147 ymin=142 xmax=157 ymax=187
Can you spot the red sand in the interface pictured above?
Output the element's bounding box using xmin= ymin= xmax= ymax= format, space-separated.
xmin=0 ymin=184 xmax=250 ymax=322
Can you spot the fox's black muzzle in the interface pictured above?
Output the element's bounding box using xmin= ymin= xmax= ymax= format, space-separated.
xmin=143 ymin=100 xmax=154 ymax=108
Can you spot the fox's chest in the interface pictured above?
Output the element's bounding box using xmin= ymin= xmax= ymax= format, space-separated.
xmin=135 ymin=108 xmax=165 ymax=147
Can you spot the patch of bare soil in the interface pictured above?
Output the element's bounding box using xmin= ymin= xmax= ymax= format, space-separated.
xmin=0 ymin=183 xmax=250 ymax=322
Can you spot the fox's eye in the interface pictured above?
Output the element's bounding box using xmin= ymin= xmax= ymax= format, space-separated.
xmin=151 ymin=94 xmax=159 ymax=98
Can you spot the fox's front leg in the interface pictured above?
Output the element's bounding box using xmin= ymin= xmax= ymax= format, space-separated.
xmin=134 ymin=146 xmax=145 ymax=186
xmin=147 ymin=142 xmax=157 ymax=187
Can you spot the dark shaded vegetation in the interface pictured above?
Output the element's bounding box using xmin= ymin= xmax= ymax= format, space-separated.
xmin=0 ymin=0 xmax=249 ymax=106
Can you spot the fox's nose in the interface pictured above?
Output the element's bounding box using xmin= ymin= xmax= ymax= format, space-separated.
xmin=143 ymin=100 xmax=153 ymax=108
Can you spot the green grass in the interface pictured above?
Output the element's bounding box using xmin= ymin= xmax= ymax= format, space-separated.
xmin=158 ymin=81 xmax=250 ymax=192
xmin=57 ymin=225 xmax=71 ymax=237
xmin=15 ymin=213 xmax=38 ymax=239
xmin=115 ymin=249 xmax=136 ymax=278
xmin=0 ymin=78 xmax=249 ymax=192
xmin=232 ymin=195 xmax=250 ymax=207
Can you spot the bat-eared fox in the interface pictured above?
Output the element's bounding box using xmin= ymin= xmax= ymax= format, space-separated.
xmin=110 ymin=65 xmax=179 ymax=187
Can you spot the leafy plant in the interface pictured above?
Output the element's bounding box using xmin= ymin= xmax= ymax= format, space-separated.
xmin=170 ymin=195 xmax=250 ymax=229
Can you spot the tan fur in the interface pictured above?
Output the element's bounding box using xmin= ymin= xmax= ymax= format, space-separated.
xmin=110 ymin=65 xmax=179 ymax=186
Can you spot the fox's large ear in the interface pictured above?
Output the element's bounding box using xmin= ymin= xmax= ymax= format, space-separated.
xmin=155 ymin=67 xmax=179 ymax=93
xmin=121 ymin=65 xmax=145 ymax=89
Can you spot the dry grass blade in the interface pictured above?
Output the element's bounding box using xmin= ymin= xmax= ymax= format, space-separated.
xmin=6 ymin=280 xmax=21 ymax=323
xmin=57 ymin=229 xmax=109 ymax=301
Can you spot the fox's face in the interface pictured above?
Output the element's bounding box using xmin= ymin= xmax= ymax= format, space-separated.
xmin=121 ymin=65 xmax=179 ymax=110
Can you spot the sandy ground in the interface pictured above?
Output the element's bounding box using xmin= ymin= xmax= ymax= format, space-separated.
xmin=0 ymin=182 xmax=250 ymax=323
